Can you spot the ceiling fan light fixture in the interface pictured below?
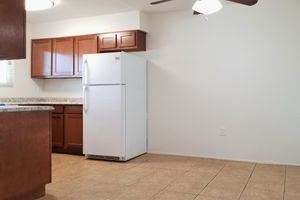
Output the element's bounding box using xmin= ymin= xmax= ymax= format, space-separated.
xmin=192 ymin=0 xmax=223 ymax=15
xmin=25 ymin=0 xmax=56 ymax=11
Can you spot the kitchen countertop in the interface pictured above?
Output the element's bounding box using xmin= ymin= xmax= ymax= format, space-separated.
xmin=0 ymin=105 xmax=54 ymax=113
xmin=0 ymin=97 xmax=83 ymax=105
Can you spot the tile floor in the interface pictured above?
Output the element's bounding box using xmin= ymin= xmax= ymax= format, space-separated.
xmin=39 ymin=153 xmax=300 ymax=200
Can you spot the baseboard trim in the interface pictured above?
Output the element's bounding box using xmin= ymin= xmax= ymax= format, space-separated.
xmin=147 ymin=151 xmax=300 ymax=166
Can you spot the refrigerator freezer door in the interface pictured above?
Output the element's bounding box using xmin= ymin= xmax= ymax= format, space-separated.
xmin=83 ymin=53 xmax=124 ymax=85
xmin=83 ymin=85 xmax=125 ymax=157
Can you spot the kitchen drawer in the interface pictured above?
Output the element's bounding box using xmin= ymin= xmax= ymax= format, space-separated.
xmin=52 ymin=105 xmax=64 ymax=114
xmin=64 ymin=105 xmax=83 ymax=114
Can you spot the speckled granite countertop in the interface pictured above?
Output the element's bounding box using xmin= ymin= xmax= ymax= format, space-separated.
xmin=0 ymin=97 xmax=82 ymax=105
xmin=0 ymin=105 xmax=54 ymax=113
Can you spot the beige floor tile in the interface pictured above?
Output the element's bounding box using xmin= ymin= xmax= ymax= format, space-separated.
xmin=166 ymin=168 xmax=217 ymax=194
xmin=252 ymin=164 xmax=285 ymax=177
xmin=220 ymin=162 xmax=255 ymax=178
xmin=44 ymin=180 xmax=81 ymax=198
xmin=153 ymin=191 xmax=196 ymax=200
xmin=195 ymin=194 xmax=233 ymax=200
xmin=38 ymin=194 xmax=61 ymax=200
xmin=138 ymin=168 xmax=186 ymax=188
xmin=61 ymin=183 xmax=126 ymax=200
xmin=193 ymin=158 xmax=226 ymax=172
xmin=224 ymin=161 xmax=255 ymax=170
xmin=286 ymin=165 xmax=300 ymax=177
xmin=139 ymin=154 xmax=198 ymax=171
xmin=201 ymin=187 xmax=242 ymax=200
xmin=74 ymin=165 xmax=156 ymax=186
xmin=110 ymin=183 xmax=163 ymax=200
xmin=285 ymin=192 xmax=300 ymax=200
xmin=285 ymin=177 xmax=300 ymax=194
xmin=201 ymin=173 xmax=248 ymax=199
xmin=38 ymin=154 xmax=291 ymax=200
xmin=201 ymin=179 xmax=246 ymax=199
xmin=244 ymin=178 xmax=284 ymax=194
xmin=240 ymin=191 xmax=283 ymax=200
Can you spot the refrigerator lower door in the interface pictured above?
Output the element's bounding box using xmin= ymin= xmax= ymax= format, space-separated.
xmin=83 ymin=85 xmax=125 ymax=158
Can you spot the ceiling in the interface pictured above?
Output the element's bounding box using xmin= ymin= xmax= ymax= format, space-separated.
xmin=27 ymin=0 xmax=196 ymax=23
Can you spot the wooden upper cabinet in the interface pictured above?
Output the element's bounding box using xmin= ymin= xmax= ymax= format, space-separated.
xmin=31 ymin=39 xmax=52 ymax=77
xmin=117 ymin=31 xmax=136 ymax=49
xmin=52 ymin=37 xmax=74 ymax=76
xmin=0 ymin=0 xmax=26 ymax=60
xmin=98 ymin=33 xmax=117 ymax=51
xmin=31 ymin=30 xmax=146 ymax=78
xmin=98 ymin=30 xmax=146 ymax=52
xmin=74 ymin=35 xmax=98 ymax=77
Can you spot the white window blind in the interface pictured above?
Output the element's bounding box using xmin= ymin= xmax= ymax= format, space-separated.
xmin=0 ymin=61 xmax=14 ymax=86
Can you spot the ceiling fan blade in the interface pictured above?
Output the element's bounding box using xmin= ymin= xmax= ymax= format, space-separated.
xmin=150 ymin=0 xmax=174 ymax=5
xmin=226 ymin=0 xmax=258 ymax=6
xmin=193 ymin=11 xmax=201 ymax=15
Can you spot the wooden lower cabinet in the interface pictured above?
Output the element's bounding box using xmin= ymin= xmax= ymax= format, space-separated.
xmin=64 ymin=113 xmax=83 ymax=153
xmin=52 ymin=105 xmax=83 ymax=155
xmin=52 ymin=113 xmax=64 ymax=149
xmin=0 ymin=111 xmax=51 ymax=200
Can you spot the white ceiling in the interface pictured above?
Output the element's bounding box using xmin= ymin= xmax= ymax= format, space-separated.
xmin=27 ymin=0 xmax=196 ymax=23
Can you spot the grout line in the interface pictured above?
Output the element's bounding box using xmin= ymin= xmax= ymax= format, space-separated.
xmin=237 ymin=163 xmax=257 ymax=200
xmin=193 ymin=163 xmax=226 ymax=200
xmin=283 ymin=165 xmax=287 ymax=200
xmin=150 ymin=168 xmax=193 ymax=200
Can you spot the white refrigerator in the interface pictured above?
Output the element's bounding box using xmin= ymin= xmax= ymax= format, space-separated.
xmin=82 ymin=52 xmax=147 ymax=161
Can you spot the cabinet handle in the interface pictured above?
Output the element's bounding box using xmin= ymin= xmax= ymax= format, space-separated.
xmin=83 ymin=86 xmax=88 ymax=113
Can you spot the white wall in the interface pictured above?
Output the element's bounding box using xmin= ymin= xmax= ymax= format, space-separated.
xmin=1 ymin=1 xmax=300 ymax=165
xmin=146 ymin=0 xmax=300 ymax=165
xmin=0 ymin=11 xmax=141 ymax=98
xmin=30 ymin=11 xmax=141 ymax=39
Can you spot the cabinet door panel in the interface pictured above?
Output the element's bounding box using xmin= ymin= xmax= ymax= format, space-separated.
xmin=74 ymin=35 xmax=97 ymax=77
xmin=98 ymin=33 xmax=117 ymax=51
xmin=64 ymin=105 xmax=83 ymax=114
xmin=117 ymin=31 xmax=137 ymax=49
xmin=31 ymin=39 xmax=52 ymax=77
xmin=64 ymin=113 xmax=83 ymax=152
xmin=0 ymin=0 xmax=26 ymax=59
xmin=52 ymin=113 xmax=64 ymax=148
xmin=53 ymin=37 xmax=74 ymax=76
xmin=52 ymin=105 xmax=64 ymax=114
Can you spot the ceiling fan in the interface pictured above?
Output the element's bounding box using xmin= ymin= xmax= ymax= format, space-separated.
xmin=150 ymin=0 xmax=258 ymax=15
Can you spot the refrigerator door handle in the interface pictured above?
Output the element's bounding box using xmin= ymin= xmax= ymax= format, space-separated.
xmin=83 ymin=59 xmax=88 ymax=85
xmin=83 ymin=86 xmax=88 ymax=113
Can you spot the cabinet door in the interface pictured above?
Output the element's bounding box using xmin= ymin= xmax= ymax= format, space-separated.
xmin=64 ymin=113 xmax=83 ymax=154
xmin=0 ymin=0 xmax=25 ymax=59
xmin=117 ymin=31 xmax=137 ymax=49
xmin=52 ymin=113 xmax=64 ymax=148
xmin=52 ymin=37 xmax=74 ymax=76
xmin=31 ymin=39 xmax=52 ymax=77
xmin=74 ymin=35 xmax=97 ymax=77
xmin=98 ymin=33 xmax=117 ymax=52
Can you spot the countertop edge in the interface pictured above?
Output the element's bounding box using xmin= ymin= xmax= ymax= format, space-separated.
xmin=0 ymin=106 xmax=54 ymax=113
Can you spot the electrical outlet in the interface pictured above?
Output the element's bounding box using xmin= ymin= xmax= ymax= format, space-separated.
xmin=219 ymin=127 xmax=226 ymax=136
